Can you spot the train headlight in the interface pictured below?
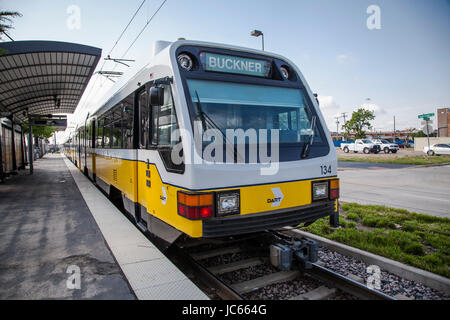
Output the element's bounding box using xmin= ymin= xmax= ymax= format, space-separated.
xmin=216 ymin=191 xmax=240 ymax=217
xmin=177 ymin=53 xmax=193 ymax=71
xmin=280 ymin=66 xmax=289 ymax=79
xmin=312 ymin=181 xmax=328 ymax=201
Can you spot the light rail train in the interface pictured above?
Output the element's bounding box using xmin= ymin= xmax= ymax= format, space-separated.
xmin=64 ymin=40 xmax=340 ymax=244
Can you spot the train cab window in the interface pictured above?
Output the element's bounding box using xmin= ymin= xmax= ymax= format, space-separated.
xmin=151 ymin=104 xmax=158 ymax=146
xmin=157 ymin=85 xmax=179 ymax=146
xmin=151 ymin=84 xmax=183 ymax=173
xmin=139 ymin=91 xmax=150 ymax=148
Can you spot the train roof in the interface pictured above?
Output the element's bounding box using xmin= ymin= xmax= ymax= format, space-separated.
xmin=80 ymin=39 xmax=300 ymax=125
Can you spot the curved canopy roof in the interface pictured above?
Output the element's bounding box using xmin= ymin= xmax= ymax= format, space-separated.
xmin=0 ymin=40 xmax=101 ymax=123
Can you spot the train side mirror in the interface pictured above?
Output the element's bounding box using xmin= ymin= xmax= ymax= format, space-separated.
xmin=150 ymin=87 xmax=164 ymax=106
xmin=313 ymin=93 xmax=319 ymax=106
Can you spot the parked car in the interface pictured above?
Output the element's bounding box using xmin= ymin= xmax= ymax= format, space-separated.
xmin=341 ymin=139 xmax=381 ymax=154
xmin=423 ymin=144 xmax=450 ymax=156
xmin=370 ymin=139 xmax=399 ymax=154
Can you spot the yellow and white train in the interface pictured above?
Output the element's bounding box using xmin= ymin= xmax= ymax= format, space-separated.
xmin=64 ymin=40 xmax=340 ymax=244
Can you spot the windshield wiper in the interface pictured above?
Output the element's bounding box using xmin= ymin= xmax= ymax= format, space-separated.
xmin=194 ymin=90 xmax=244 ymax=162
xmin=301 ymin=115 xmax=317 ymax=159
xmin=194 ymin=90 xmax=207 ymax=131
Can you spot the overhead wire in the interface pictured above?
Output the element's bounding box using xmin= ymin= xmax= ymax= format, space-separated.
xmin=78 ymin=0 xmax=148 ymax=112
xmin=96 ymin=0 xmax=168 ymax=90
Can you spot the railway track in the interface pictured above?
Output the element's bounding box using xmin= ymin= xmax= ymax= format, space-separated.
xmin=100 ymin=183 xmax=396 ymax=301
xmin=169 ymin=232 xmax=396 ymax=300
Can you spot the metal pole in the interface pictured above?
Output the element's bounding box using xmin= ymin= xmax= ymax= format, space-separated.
xmin=261 ymin=33 xmax=264 ymax=51
xmin=10 ymin=118 xmax=17 ymax=172
xmin=426 ymin=119 xmax=430 ymax=153
xmin=28 ymin=120 xmax=33 ymax=174
xmin=0 ymin=123 xmax=4 ymax=183
xmin=393 ymin=116 xmax=396 ymax=142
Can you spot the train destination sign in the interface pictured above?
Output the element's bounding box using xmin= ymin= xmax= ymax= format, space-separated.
xmin=203 ymin=53 xmax=270 ymax=77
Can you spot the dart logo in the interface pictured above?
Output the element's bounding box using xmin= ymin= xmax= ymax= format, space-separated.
xmin=267 ymin=187 xmax=284 ymax=207
xmin=161 ymin=187 xmax=167 ymax=205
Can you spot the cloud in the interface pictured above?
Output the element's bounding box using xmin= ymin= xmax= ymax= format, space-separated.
xmin=336 ymin=54 xmax=349 ymax=64
xmin=360 ymin=103 xmax=386 ymax=115
xmin=318 ymin=95 xmax=340 ymax=110
xmin=317 ymin=96 xmax=342 ymax=131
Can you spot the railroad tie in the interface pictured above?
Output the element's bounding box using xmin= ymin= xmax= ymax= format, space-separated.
xmin=290 ymin=285 xmax=336 ymax=300
xmin=231 ymin=271 xmax=300 ymax=294
xmin=208 ymin=258 xmax=264 ymax=275
xmin=190 ymin=246 xmax=242 ymax=261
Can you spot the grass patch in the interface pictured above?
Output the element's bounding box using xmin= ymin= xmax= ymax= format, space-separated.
xmin=303 ymin=203 xmax=450 ymax=278
xmin=338 ymin=155 xmax=450 ymax=165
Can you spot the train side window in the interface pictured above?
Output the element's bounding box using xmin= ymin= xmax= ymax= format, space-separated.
xmin=102 ymin=116 xmax=111 ymax=148
xmin=123 ymin=101 xmax=134 ymax=149
xmin=96 ymin=118 xmax=103 ymax=148
xmin=139 ymin=91 xmax=149 ymax=149
xmin=111 ymin=105 xmax=122 ymax=148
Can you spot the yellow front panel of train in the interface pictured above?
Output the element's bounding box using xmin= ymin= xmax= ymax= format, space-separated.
xmin=239 ymin=180 xmax=313 ymax=215
xmin=95 ymin=156 xmax=334 ymax=239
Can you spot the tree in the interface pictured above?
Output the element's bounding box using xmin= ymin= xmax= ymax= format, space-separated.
xmin=0 ymin=10 xmax=22 ymax=55
xmin=23 ymin=124 xmax=57 ymax=139
xmin=342 ymin=108 xmax=375 ymax=139
xmin=412 ymin=130 xmax=436 ymax=138
xmin=0 ymin=10 xmax=22 ymax=40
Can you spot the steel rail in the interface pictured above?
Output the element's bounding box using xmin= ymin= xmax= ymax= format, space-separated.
xmin=170 ymin=245 xmax=244 ymax=300
xmin=307 ymin=263 xmax=396 ymax=300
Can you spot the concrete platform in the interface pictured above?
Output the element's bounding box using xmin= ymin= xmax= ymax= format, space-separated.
xmin=0 ymin=154 xmax=209 ymax=300
xmin=0 ymin=154 xmax=135 ymax=299
xmin=63 ymin=154 xmax=208 ymax=300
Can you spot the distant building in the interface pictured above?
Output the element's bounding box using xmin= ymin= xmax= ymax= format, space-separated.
xmin=437 ymin=107 xmax=450 ymax=137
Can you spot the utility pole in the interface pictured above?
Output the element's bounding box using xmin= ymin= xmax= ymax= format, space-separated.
xmin=341 ymin=112 xmax=348 ymax=140
xmin=393 ymin=116 xmax=396 ymax=141
xmin=341 ymin=112 xmax=348 ymax=126
xmin=334 ymin=117 xmax=340 ymax=134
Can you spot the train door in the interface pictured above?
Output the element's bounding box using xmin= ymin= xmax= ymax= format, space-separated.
xmin=135 ymin=87 xmax=150 ymax=229
xmin=136 ymin=82 xmax=183 ymax=241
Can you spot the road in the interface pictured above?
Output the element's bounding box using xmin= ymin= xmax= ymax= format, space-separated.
xmin=338 ymin=162 xmax=450 ymax=218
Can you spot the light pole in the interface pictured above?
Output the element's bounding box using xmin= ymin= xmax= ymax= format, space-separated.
xmin=251 ymin=29 xmax=264 ymax=51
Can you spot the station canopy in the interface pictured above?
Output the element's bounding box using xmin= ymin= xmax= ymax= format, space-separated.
xmin=0 ymin=40 xmax=102 ymax=123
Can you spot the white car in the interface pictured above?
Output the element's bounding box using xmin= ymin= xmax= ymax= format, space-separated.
xmin=423 ymin=144 xmax=450 ymax=156
xmin=341 ymin=139 xmax=381 ymax=154
xmin=371 ymin=139 xmax=399 ymax=154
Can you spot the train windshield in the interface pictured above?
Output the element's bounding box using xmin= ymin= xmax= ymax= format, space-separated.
xmin=187 ymin=79 xmax=323 ymax=144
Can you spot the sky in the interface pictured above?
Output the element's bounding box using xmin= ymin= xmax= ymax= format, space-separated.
xmin=1 ymin=0 xmax=449 ymax=143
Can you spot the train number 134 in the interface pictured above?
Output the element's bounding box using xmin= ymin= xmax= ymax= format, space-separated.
xmin=320 ymin=165 xmax=332 ymax=175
